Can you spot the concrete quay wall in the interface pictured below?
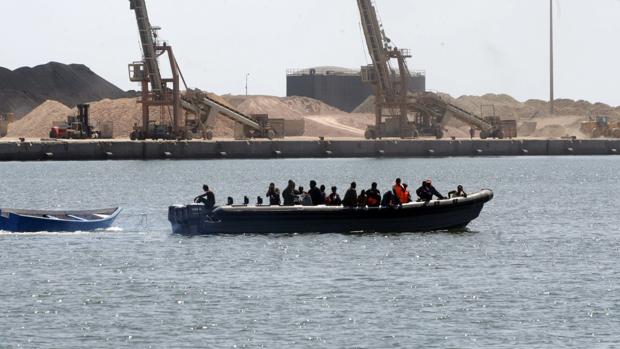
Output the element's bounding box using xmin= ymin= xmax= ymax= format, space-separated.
xmin=0 ymin=139 xmax=618 ymax=161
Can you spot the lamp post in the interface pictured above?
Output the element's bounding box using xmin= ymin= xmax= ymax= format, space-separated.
xmin=245 ymin=73 xmax=250 ymax=96
xmin=550 ymin=0 xmax=555 ymax=115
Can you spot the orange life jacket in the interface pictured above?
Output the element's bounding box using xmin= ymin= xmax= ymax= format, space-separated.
xmin=393 ymin=184 xmax=407 ymax=204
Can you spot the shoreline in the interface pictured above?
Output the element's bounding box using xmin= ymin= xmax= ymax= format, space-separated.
xmin=0 ymin=138 xmax=618 ymax=161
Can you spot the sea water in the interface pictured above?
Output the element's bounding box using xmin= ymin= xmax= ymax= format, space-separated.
xmin=0 ymin=157 xmax=619 ymax=347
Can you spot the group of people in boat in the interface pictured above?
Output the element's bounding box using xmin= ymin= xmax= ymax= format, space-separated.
xmin=196 ymin=179 xmax=468 ymax=209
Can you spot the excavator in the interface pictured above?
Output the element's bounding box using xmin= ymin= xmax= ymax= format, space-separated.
xmin=356 ymin=0 xmax=516 ymax=139
xmin=128 ymin=0 xmax=282 ymax=140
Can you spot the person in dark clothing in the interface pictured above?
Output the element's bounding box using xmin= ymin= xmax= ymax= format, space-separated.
xmin=266 ymin=183 xmax=281 ymax=206
xmin=416 ymin=180 xmax=446 ymax=202
xmin=319 ymin=185 xmax=327 ymax=205
xmin=194 ymin=184 xmax=216 ymax=209
xmin=366 ymin=182 xmax=381 ymax=207
xmin=357 ymin=190 xmax=368 ymax=207
xmin=326 ymin=186 xmax=342 ymax=206
xmin=381 ymin=190 xmax=401 ymax=208
xmin=342 ymin=182 xmax=358 ymax=207
xmin=282 ymin=180 xmax=300 ymax=206
xmin=308 ymin=180 xmax=323 ymax=205
xmin=448 ymin=185 xmax=468 ymax=198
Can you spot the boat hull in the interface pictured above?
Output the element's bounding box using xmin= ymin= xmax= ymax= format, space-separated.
xmin=0 ymin=208 xmax=122 ymax=233
xmin=169 ymin=190 xmax=493 ymax=235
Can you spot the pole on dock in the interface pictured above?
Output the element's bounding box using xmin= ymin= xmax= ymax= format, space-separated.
xmin=549 ymin=0 xmax=555 ymax=115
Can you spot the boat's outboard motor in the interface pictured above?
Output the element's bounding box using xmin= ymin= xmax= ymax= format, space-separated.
xmin=168 ymin=204 xmax=208 ymax=225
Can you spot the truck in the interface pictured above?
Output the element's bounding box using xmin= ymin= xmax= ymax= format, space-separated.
xmin=49 ymin=104 xmax=104 ymax=139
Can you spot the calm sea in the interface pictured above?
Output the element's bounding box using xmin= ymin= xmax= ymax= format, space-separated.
xmin=1 ymin=157 xmax=619 ymax=348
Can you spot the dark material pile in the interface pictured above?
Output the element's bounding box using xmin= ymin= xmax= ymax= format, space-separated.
xmin=0 ymin=62 xmax=128 ymax=118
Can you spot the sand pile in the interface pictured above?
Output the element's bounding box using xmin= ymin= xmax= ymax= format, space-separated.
xmin=8 ymin=96 xmax=237 ymax=139
xmin=7 ymin=100 xmax=72 ymax=138
xmin=0 ymin=62 xmax=129 ymax=118
xmin=353 ymin=93 xmax=620 ymax=138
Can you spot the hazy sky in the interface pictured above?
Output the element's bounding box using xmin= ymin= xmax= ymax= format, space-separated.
xmin=2 ymin=0 xmax=620 ymax=105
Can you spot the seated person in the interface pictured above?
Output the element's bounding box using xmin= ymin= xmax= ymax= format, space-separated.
xmin=366 ymin=182 xmax=381 ymax=207
xmin=194 ymin=184 xmax=216 ymax=209
xmin=282 ymin=180 xmax=300 ymax=206
xmin=416 ymin=179 xmax=446 ymax=202
xmin=381 ymin=190 xmax=401 ymax=208
xmin=266 ymin=183 xmax=281 ymax=206
xmin=357 ymin=190 xmax=368 ymax=207
xmin=308 ymin=180 xmax=323 ymax=205
xmin=402 ymin=183 xmax=412 ymax=204
xmin=326 ymin=186 xmax=342 ymax=206
xmin=448 ymin=185 xmax=468 ymax=198
xmin=342 ymin=182 xmax=358 ymax=208
xmin=299 ymin=188 xmax=314 ymax=206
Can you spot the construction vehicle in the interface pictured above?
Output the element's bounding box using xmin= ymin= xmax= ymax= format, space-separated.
xmin=0 ymin=113 xmax=14 ymax=137
xmin=580 ymin=116 xmax=620 ymax=138
xmin=49 ymin=104 xmax=102 ymax=139
xmin=357 ymin=0 xmax=516 ymax=139
xmin=128 ymin=0 xmax=283 ymax=141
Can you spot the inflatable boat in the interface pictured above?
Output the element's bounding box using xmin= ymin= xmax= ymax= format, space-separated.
xmin=0 ymin=207 xmax=122 ymax=233
xmin=168 ymin=190 xmax=493 ymax=235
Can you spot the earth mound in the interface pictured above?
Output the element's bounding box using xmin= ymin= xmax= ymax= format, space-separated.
xmin=0 ymin=62 xmax=129 ymax=118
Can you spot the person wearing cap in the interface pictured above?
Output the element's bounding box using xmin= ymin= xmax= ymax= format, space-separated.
xmin=416 ymin=179 xmax=446 ymax=202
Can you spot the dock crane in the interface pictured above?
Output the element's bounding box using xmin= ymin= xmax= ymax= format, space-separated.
xmin=356 ymin=0 xmax=515 ymax=139
xmin=128 ymin=0 xmax=281 ymax=140
xmin=357 ymin=0 xmax=423 ymax=139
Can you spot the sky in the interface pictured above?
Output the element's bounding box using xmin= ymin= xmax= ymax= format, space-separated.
xmin=2 ymin=0 xmax=620 ymax=105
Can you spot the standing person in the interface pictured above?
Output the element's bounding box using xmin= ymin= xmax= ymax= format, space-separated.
xmin=342 ymin=182 xmax=358 ymax=208
xmin=266 ymin=183 xmax=281 ymax=206
xmin=282 ymin=180 xmax=300 ymax=206
xmin=194 ymin=184 xmax=216 ymax=209
xmin=366 ymin=182 xmax=381 ymax=207
xmin=326 ymin=186 xmax=342 ymax=206
xmin=308 ymin=180 xmax=323 ymax=205
xmin=393 ymin=178 xmax=407 ymax=204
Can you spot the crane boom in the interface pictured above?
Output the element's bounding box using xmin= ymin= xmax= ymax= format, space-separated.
xmin=127 ymin=0 xmax=279 ymax=140
xmin=357 ymin=0 xmax=393 ymax=98
xmin=357 ymin=0 xmax=414 ymax=139
xmin=129 ymin=0 xmax=163 ymax=95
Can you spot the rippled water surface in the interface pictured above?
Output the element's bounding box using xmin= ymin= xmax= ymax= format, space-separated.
xmin=1 ymin=157 xmax=619 ymax=348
